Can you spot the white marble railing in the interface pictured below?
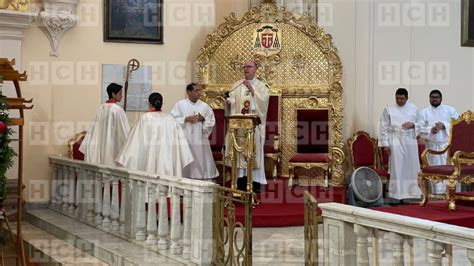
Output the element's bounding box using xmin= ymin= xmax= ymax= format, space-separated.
xmin=49 ymin=156 xmax=214 ymax=265
xmin=320 ymin=203 xmax=474 ymax=266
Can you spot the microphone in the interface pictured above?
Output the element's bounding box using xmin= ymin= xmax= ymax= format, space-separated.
xmin=224 ymin=81 xmax=244 ymax=98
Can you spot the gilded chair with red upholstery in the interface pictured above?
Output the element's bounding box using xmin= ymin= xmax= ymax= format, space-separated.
xmin=418 ymin=111 xmax=474 ymax=211
xmin=348 ymin=131 xmax=389 ymax=185
xmin=264 ymin=95 xmax=281 ymax=179
xmin=288 ymin=108 xmax=337 ymax=188
xmin=209 ymin=108 xmax=226 ymax=170
xmin=68 ymin=131 xmax=87 ymax=160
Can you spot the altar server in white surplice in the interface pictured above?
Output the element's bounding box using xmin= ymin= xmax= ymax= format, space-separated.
xmin=225 ymin=60 xmax=269 ymax=190
xmin=420 ymin=89 xmax=459 ymax=194
xmin=170 ymin=83 xmax=218 ymax=180
xmin=379 ymin=88 xmax=422 ymax=202
xmin=116 ymin=92 xmax=193 ymax=177
xmin=80 ymin=83 xmax=130 ymax=167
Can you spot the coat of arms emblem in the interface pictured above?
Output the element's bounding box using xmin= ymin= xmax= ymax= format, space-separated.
xmin=253 ymin=24 xmax=282 ymax=57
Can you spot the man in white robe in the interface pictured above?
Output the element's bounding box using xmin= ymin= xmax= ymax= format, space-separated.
xmin=116 ymin=92 xmax=193 ymax=177
xmin=80 ymin=83 xmax=130 ymax=167
xmin=420 ymin=90 xmax=459 ymax=194
xmin=379 ymin=88 xmax=422 ymax=203
xmin=225 ymin=60 xmax=269 ymax=192
xmin=171 ymin=83 xmax=218 ymax=179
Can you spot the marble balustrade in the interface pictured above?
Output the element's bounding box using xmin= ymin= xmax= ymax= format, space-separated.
xmin=319 ymin=203 xmax=474 ymax=266
xmin=49 ymin=156 xmax=214 ymax=265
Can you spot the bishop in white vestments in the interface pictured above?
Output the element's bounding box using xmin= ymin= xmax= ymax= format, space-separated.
xmin=225 ymin=60 xmax=270 ymax=186
xmin=80 ymin=83 xmax=130 ymax=167
xmin=171 ymin=83 xmax=218 ymax=179
xmin=116 ymin=93 xmax=193 ymax=177
xmin=379 ymin=88 xmax=422 ymax=201
xmin=420 ymin=90 xmax=459 ymax=194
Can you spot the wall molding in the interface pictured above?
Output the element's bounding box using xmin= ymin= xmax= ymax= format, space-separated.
xmin=0 ymin=9 xmax=37 ymax=40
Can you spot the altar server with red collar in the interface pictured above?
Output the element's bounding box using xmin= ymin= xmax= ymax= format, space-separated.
xmin=80 ymin=83 xmax=130 ymax=166
xmin=116 ymin=92 xmax=193 ymax=177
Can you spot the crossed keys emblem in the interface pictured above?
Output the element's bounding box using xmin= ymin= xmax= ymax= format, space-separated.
xmin=123 ymin=59 xmax=140 ymax=111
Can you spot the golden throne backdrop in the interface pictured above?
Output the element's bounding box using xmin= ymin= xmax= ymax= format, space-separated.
xmin=196 ymin=0 xmax=345 ymax=186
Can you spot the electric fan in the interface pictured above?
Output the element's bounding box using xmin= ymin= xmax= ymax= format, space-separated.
xmin=347 ymin=167 xmax=384 ymax=207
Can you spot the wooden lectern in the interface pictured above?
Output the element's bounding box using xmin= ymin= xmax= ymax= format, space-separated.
xmin=225 ymin=114 xmax=260 ymax=195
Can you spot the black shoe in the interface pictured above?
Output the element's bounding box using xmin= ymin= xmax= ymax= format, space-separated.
xmin=237 ymin=176 xmax=248 ymax=191
xmin=253 ymin=181 xmax=261 ymax=193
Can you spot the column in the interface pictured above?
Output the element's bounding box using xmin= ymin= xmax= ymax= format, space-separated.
xmin=146 ymin=183 xmax=158 ymax=245
xmin=157 ymin=184 xmax=170 ymax=250
xmin=182 ymin=189 xmax=192 ymax=260
xmin=170 ymin=187 xmax=183 ymax=255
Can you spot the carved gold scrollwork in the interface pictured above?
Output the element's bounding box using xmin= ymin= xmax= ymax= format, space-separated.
xmin=459 ymin=111 xmax=474 ymax=124
xmin=292 ymin=53 xmax=306 ymax=72
xmin=196 ymin=1 xmax=345 ymax=184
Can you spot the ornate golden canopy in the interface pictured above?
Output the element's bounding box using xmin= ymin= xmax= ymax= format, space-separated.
xmin=196 ymin=1 xmax=345 ymax=185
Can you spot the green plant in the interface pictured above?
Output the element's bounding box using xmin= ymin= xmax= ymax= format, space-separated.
xmin=0 ymin=96 xmax=16 ymax=203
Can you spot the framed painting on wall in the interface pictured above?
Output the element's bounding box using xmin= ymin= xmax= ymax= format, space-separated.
xmin=104 ymin=0 xmax=163 ymax=44
xmin=462 ymin=0 xmax=474 ymax=46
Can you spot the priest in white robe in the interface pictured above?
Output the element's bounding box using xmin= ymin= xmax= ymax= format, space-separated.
xmin=379 ymin=88 xmax=422 ymax=202
xmin=80 ymin=83 xmax=130 ymax=167
xmin=225 ymin=60 xmax=269 ymax=190
xmin=170 ymin=83 xmax=219 ymax=179
xmin=420 ymin=90 xmax=459 ymax=194
xmin=116 ymin=92 xmax=193 ymax=177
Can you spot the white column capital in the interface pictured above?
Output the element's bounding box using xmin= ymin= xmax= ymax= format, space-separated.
xmin=0 ymin=9 xmax=37 ymax=40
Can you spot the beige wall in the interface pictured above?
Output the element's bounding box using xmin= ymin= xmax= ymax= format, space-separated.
xmin=20 ymin=0 xmax=235 ymax=202
xmin=18 ymin=0 xmax=474 ymax=201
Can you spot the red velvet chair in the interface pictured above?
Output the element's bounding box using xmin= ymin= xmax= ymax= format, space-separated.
xmin=348 ymin=131 xmax=389 ymax=185
xmin=68 ymin=131 xmax=86 ymax=160
xmin=288 ymin=109 xmax=331 ymax=188
xmin=264 ymin=95 xmax=281 ymax=179
xmin=209 ymin=109 xmax=226 ymax=171
xmin=418 ymin=111 xmax=474 ymax=211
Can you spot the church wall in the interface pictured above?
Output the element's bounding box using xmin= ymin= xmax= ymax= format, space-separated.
xmin=19 ymin=0 xmax=234 ymax=202
xmin=322 ymin=0 xmax=474 ymax=138
xmin=16 ymin=0 xmax=474 ymax=201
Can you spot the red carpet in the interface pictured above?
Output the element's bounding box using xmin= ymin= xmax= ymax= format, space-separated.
xmin=373 ymin=200 xmax=474 ymax=228
xmin=234 ymin=179 xmax=346 ymax=227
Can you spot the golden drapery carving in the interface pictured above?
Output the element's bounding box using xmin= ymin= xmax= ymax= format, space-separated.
xmin=196 ymin=1 xmax=345 ymax=186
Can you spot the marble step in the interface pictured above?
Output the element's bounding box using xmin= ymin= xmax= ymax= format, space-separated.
xmin=8 ymin=221 xmax=108 ymax=265
xmin=25 ymin=208 xmax=188 ymax=266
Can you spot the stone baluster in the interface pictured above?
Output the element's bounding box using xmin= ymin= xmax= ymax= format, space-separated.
xmin=67 ymin=166 xmax=76 ymax=214
xmin=119 ymin=177 xmax=129 ymax=235
xmin=157 ymin=184 xmax=170 ymax=250
xmin=85 ymin=170 xmax=95 ymax=222
xmin=74 ymin=168 xmax=83 ymax=218
xmin=62 ymin=166 xmax=70 ymax=212
xmin=102 ymin=174 xmax=112 ymax=230
xmin=146 ymin=183 xmax=158 ymax=245
xmin=55 ymin=164 xmax=64 ymax=208
xmin=135 ymin=180 xmax=146 ymax=241
xmin=389 ymin=232 xmax=405 ymax=266
xmin=190 ymin=188 xmax=214 ymax=265
xmin=354 ymin=224 xmax=370 ymax=266
xmin=182 ymin=189 xmax=192 ymax=260
xmin=94 ymin=172 xmax=103 ymax=225
xmin=426 ymin=240 xmax=444 ymax=266
xmin=467 ymin=249 xmax=474 ymax=265
xmin=110 ymin=175 xmax=120 ymax=232
xmin=170 ymin=187 xmax=183 ymax=255
xmin=50 ymin=164 xmax=58 ymax=207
